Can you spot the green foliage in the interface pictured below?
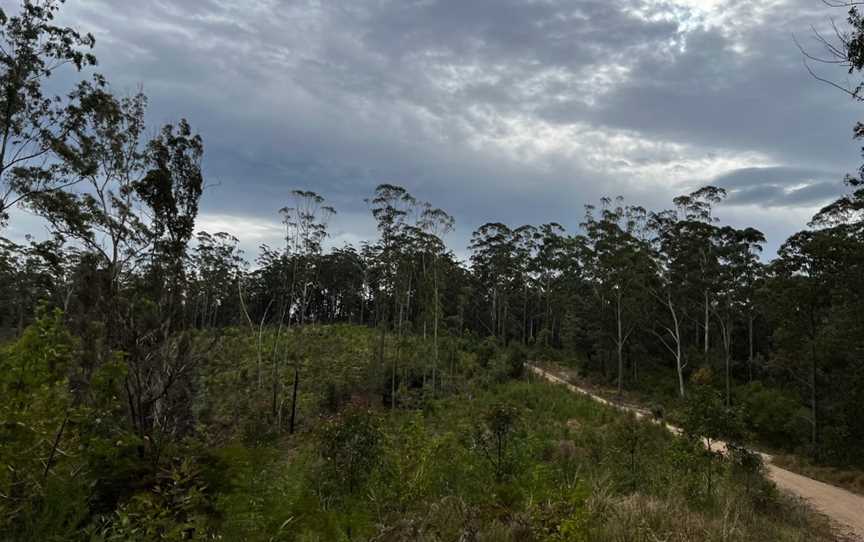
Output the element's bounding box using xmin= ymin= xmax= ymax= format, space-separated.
xmin=89 ymin=458 xmax=217 ymax=541
xmin=470 ymin=403 xmax=524 ymax=482
xmin=0 ymin=319 xmax=840 ymax=540
xmin=726 ymin=442 xmax=774 ymax=507
xmin=316 ymin=408 xmax=383 ymax=498
xmin=0 ymin=309 xmax=83 ymax=537
xmin=681 ymin=381 xmax=744 ymax=444
xmin=737 ymin=381 xmax=801 ymax=448
xmin=475 ymin=337 xmax=498 ymax=369
xmin=505 ymin=343 xmax=527 ymax=379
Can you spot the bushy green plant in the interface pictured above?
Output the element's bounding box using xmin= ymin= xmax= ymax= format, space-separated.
xmin=316 ymin=408 xmax=382 ymax=497
xmin=0 ymin=310 xmax=87 ymax=539
xmin=470 ymin=403 xmax=524 ymax=482
xmin=726 ymin=442 xmax=775 ymax=508
xmin=505 ymin=343 xmax=528 ymax=379
xmin=89 ymin=458 xmax=217 ymax=541
xmin=371 ymin=414 xmax=451 ymax=514
xmin=476 ymin=337 xmax=498 ymax=369
xmin=737 ymin=381 xmax=801 ymax=448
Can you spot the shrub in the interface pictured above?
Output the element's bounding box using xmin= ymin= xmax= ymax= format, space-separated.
xmin=737 ymin=381 xmax=801 ymax=448
xmin=476 ymin=338 xmax=498 ymax=368
xmin=505 ymin=344 xmax=527 ymax=379
xmin=316 ymin=408 xmax=382 ymax=497
xmin=470 ymin=403 xmax=524 ymax=482
xmin=89 ymin=458 xmax=217 ymax=541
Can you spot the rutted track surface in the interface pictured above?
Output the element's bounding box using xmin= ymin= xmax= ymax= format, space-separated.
xmin=528 ymin=364 xmax=864 ymax=540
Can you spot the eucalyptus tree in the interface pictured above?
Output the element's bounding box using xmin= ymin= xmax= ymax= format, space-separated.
xmin=790 ymin=1 xmax=864 ymax=461
xmin=27 ymin=82 xmax=208 ymax=449
xmin=556 ymin=234 xmax=599 ymax=362
xmin=469 ymin=222 xmax=519 ymax=341
xmin=367 ymin=184 xmax=416 ymax=408
xmin=649 ymin=209 xmax=689 ymax=398
xmin=416 ymin=203 xmax=454 ymax=393
xmin=529 ymin=223 xmax=574 ymax=347
xmin=513 ymin=224 xmax=537 ymax=345
xmin=671 ymin=186 xmax=726 ymax=356
xmin=713 ymin=226 xmax=765 ymax=405
xmin=583 ymin=198 xmax=654 ymax=394
xmin=278 ymin=189 xmax=335 ymax=432
xmin=316 ymin=245 xmax=367 ymax=324
xmin=188 ymin=231 xmax=246 ymax=329
xmin=110 ymin=118 xmax=205 ymax=448
xmin=775 ymin=179 xmax=864 ymax=460
xmin=279 ymin=190 xmax=335 ymax=326
xmin=28 ymin=84 xmax=151 ymax=303
xmin=0 ymin=0 xmax=96 ymax=227
xmin=766 ymin=231 xmax=834 ymax=456
xmin=0 ymin=235 xmax=69 ymax=335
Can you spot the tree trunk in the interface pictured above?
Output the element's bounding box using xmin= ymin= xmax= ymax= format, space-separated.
xmin=808 ymin=311 xmax=818 ymax=459
xmin=720 ymin=316 xmax=732 ymax=408
xmin=616 ymin=293 xmax=624 ymax=395
xmin=668 ymin=296 xmax=685 ymax=398
xmin=522 ymin=283 xmax=528 ymax=345
xmin=433 ymin=261 xmax=439 ymax=396
xmin=289 ymin=363 xmax=300 ymax=434
xmin=703 ymin=290 xmax=709 ymax=354
xmin=724 ymin=349 xmax=731 ymax=407
xmin=747 ymin=314 xmax=754 ymax=382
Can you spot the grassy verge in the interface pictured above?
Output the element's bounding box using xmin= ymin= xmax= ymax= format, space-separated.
xmin=534 ymin=359 xmax=864 ymax=499
xmin=772 ymin=455 xmax=864 ymax=497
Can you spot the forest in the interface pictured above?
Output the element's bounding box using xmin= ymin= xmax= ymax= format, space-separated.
xmin=1 ymin=1 xmax=863 ymax=541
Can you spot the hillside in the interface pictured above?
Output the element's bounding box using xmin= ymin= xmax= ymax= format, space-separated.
xmin=0 ymin=323 xmax=844 ymax=541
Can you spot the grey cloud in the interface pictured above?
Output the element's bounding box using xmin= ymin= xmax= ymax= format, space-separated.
xmin=714 ymin=166 xmax=844 ymax=207
xmin=580 ymin=2 xmax=861 ymax=169
xmin=0 ymin=0 xmax=858 ymax=256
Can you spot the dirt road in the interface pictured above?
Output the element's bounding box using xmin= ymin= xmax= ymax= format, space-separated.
xmin=528 ymin=364 xmax=864 ymax=540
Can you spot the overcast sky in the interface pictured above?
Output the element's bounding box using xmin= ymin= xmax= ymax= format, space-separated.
xmin=4 ymin=0 xmax=862 ymax=258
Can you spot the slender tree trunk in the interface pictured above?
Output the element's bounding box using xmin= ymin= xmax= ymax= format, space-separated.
xmin=391 ymin=349 xmax=397 ymax=410
xmin=358 ymin=289 xmax=363 ymax=325
xmin=433 ymin=260 xmax=439 ymax=395
xmin=704 ymin=290 xmax=709 ymax=355
xmin=668 ymin=296 xmax=685 ymax=398
xmin=616 ymin=293 xmax=624 ymax=395
xmin=725 ymin=349 xmax=731 ymax=407
xmin=810 ymin=344 xmax=818 ymax=457
xmin=720 ymin=316 xmax=732 ymax=407
xmin=289 ymin=363 xmax=300 ymax=434
xmin=256 ymin=300 xmax=273 ymax=390
xmin=42 ymin=413 xmax=70 ymax=484
xmin=747 ymin=314 xmax=754 ymax=382
xmin=393 ymin=281 xmax=406 ymax=410
xmin=522 ymin=283 xmax=528 ymax=345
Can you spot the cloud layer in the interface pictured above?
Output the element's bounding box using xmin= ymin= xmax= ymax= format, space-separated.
xmin=4 ymin=0 xmax=862 ymax=257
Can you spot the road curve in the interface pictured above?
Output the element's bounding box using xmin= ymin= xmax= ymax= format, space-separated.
xmin=527 ymin=364 xmax=864 ymax=540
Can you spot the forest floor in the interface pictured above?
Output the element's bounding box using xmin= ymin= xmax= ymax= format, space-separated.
xmin=528 ymin=363 xmax=864 ymax=541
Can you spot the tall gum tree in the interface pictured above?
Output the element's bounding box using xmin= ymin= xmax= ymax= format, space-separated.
xmin=277 ymin=190 xmax=335 ymax=432
xmin=0 ymin=0 xmax=96 ymax=227
xmin=583 ymin=197 xmax=653 ymax=395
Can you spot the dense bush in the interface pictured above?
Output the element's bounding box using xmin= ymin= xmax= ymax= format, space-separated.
xmin=736 ymin=381 xmax=802 ymax=448
xmin=0 ymin=321 xmax=841 ymax=540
